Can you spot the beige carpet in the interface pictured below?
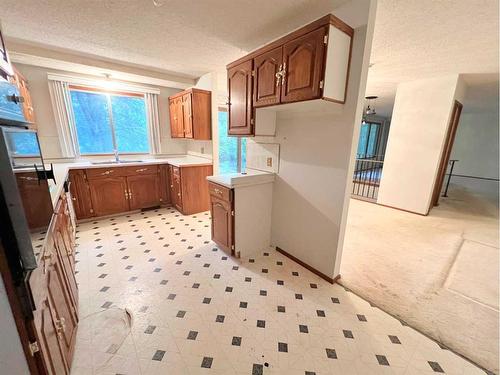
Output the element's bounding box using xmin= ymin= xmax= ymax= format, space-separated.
xmin=340 ymin=185 xmax=499 ymax=373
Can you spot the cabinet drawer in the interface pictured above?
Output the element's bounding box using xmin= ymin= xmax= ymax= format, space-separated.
xmin=86 ymin=166 xmax=128 ymax=179
xmin=208 ymin=182 xmax=232 ymax=202
xmin=124 ymin=165 xmax=159 ymax=176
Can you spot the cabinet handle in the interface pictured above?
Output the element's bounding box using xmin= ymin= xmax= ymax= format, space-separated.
xmin=135 ymin=168 xmax=148 ymax=172
xmin=72 ymin=197 xmax=77 ymax=201
xmin=281 ymin=62 xmax=286 ymax=86
xmin=170 ymin=184 xmax=173 ymax=188
xmin=177 ymin=192 xmax=181 ymax=197
xmin=275 ymin=64 xmax=283 ymax=87
xmin=213 ymin=202 xmax=224 ymax=209
xmin=101 ymin=170 xmax=113 ymax=175
xmin=55 ymin=317 xmax=66 ymax=335
xmin=19 ymin=176 xmax=38 ymax=181
xmin=124 ymin=190 xmax=129 ymax=200
xmin=213 ymin=188 xmax=223 ymax=195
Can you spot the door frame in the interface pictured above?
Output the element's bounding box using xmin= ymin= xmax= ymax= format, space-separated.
xmin=430 ymin=100 xmax=463 ymax=209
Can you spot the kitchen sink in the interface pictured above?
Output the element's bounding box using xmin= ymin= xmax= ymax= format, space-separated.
xmin=91 ymin=160 xmax=144 ymax=165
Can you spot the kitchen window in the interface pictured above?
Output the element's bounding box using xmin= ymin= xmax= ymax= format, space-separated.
xmin=357 ymin=121 xmax=381 ymax=158
xmin=69 ymin=86 xmax=149 ymax=155
xmin=218 ymin=109 xmax=246 ymax=173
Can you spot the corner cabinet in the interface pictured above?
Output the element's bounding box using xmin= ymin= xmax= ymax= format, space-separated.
xmin=168 ymin=88 xmax=211 ymax=140
xmin=226 ymin=14 xmax=353 ymax=136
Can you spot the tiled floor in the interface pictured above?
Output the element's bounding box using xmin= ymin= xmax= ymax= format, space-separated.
xmin=71 ymin=207 xmax=487 ymax=375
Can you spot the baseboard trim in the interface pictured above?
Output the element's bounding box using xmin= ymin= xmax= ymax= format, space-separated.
xmin=275 ymin=246 xmax=340 ymax=284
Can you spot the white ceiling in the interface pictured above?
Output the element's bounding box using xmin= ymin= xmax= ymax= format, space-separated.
xmin=367 ymin=0 xmax=499 ymax=116
xmin=0 ymin=0 xmax=349 ymax=78
xmin=1 ymin=0 xmax=498 ymax=116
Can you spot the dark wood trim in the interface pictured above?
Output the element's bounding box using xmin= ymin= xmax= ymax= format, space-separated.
xmin=431 ymin=100 xmax=463 ymax=209
xmin=227 ymin=14 xmax=353 ymax=69
xmin=275 ymin=246 xmax=340 ymax=284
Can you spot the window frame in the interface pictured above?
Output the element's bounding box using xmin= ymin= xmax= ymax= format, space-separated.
xmin=68 ymin=85 xmax=150 ymax=156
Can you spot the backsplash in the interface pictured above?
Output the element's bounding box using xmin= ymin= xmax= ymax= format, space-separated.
xmin=246 ymin=140 xmax=280 ymax=173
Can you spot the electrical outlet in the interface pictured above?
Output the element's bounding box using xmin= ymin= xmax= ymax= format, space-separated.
xmin=266 ymin=157 xmax=273 ymax=167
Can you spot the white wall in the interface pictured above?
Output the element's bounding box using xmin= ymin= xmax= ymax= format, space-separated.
xmin=450 ymin=110 xmax=499 ymax=199
xmin=377 ymin=75 xmax=466 ymax=215
xmin=267 ymin=2 xmax=376 ymax=279
xmin=15 ymin=63 xmax=188 ymax=160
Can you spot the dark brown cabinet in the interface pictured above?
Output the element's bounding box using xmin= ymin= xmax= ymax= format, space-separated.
xmin=88 ymin=176 xmax=129 ymax=217
xmin=28 ymin=192 xmax=78 ymax=375
xmin=228 ymin=60 xmax=254 ymax=136
xmin=208 ymin=182 xmax=234 ymax=254
xmin=226 ymin=14 xmax=353 ymax=136
xmin=168 ymin=88 xmax=211 ymax=140
xmin=168 ymin=96 xmax=185 ymax=138
xmin=253 ymin=47 xmax=283 ymax=108
xmin=128 ymin=173 xmax=159 ymax=210
xmin=9 ymin=66 xmax=36 ymax=124
xmin=15 ymin=172 xmax=54 ymax=230
xmin=69 ymin=170 xmax=94 ymax=219
xmin=281 ymin=27 xmax=326 ymax=103
xmin=159 ymin=164 xmax=171 ymax=206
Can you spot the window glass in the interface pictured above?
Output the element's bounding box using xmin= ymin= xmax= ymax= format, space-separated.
xmin=111 ymin=95 xmax=149 ymax=153
xmin=70 ymin=90 xmax=114 ymax=154
xmin=7 ymin=131 xmax=39 ymax=156
xmin=218 ymin=111 xmax=238 ymax=173
xmin=366 ymin=124 xmax=379 ymax=157
xmin=357 ymin=123 xmax=370 ymax=157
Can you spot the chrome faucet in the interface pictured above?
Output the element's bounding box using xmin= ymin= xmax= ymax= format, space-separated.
xmin=114 ymin=148 xmax=120 ymax=163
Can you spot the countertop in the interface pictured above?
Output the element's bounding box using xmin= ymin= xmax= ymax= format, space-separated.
xmin=207 ymin=169 xmax=275 ymax=189
xmin=47 ymin=155 xmax=212 ymax=207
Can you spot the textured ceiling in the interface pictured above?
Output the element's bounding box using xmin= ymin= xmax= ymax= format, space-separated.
xmin=0 ymin=0 xmax=349 ymax=78
xmin=367 ymin=0 xmax=499 ymax=116
xmin=1 ymin=0 xmax=498 ymax=116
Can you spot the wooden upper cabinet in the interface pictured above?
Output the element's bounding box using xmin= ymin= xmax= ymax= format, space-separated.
xmin=169 ymin=96 xmax=184 ymax=138
xmin=168 ymin=88 xmax=211 ymax=140
xmin=182 ymin=93 xmax=193 ymax=138
xmin=253 ymin=47 xmax=283 ymax=107
xmin=226 ymin=14 xmax=353 ymax=136
xmin=10 ymin=66 xmax=36 ymax=124
xmin=228 ymin=60 xmax=253 ymax=136
xmin=281 ymin=27 xmax=327 ymax=103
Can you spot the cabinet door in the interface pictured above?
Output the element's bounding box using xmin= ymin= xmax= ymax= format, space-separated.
xmin=182 ymin=93 xmax=193 ymax=138
xmin=50 ymin=231 xmax=78 ymax=366
xmin=169 ymin=97 xmax=184 ymax=138
xmin=88 ymin=177 xmax=129 ymax=216
xmin=210 ymin=196 xmax=233 ymax=254
xmin=16 ymin=172 xmax=54 ymax=230
xmin=159 ymin=164 xmax=171 ymax=205
xmin=69 ymin=170 xmax=94 ymax=219
xmin=10 ymin=67 xmax=36 ymax=123
xmin=281 ymin=27 xmax=326 ymax=103
xmin=171 ymin=167 xmax=183 ymax=212
xmin=127 ymin=174 xmax=160 ymax=210
xmin=253 ymin=47 xmax=283 ymax=107
xmin=28 ymin=236 xmax=69 ymax=375
xmin=227 ymin=60 xmax=253 ymax=136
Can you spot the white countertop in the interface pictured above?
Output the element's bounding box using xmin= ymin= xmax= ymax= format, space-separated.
xmin=47 ymin=155 xmax=212 ymax=207
xmin=207 ymin=169 xmax=275 ymax=189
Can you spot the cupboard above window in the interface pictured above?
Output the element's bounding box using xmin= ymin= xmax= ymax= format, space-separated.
xmin=168 ymin=88 xmax=212 ymax=140
xmin=226 ymin=14 xmax=354 ymax=136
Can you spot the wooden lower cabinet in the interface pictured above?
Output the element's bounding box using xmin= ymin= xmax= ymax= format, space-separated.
xmin=176 ymin=165 xmax=213 ymax=215
xmin=68 ymin=170 xmax=93 ymax=219
xmin=88 ymin=176 xmax=129 ymax=217
xmin=128 ymin=173 xmax=160 ymax=210
xmin=28 ymin=192 xmax=78 ymax=374
xmin=159 ymin=164 xmax=171 ymax=206
xmin=208 ymin=182 xmax=234 ymax=254
xmin=15 ymin=171 xmax=54 ymax=230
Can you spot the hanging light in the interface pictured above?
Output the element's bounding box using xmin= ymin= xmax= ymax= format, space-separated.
xmin=364 ymin=95 xmax=378 ymax=116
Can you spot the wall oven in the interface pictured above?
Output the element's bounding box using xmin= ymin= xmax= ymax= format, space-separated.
xmin=0 ymin=80 xmax=52 ymax=287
